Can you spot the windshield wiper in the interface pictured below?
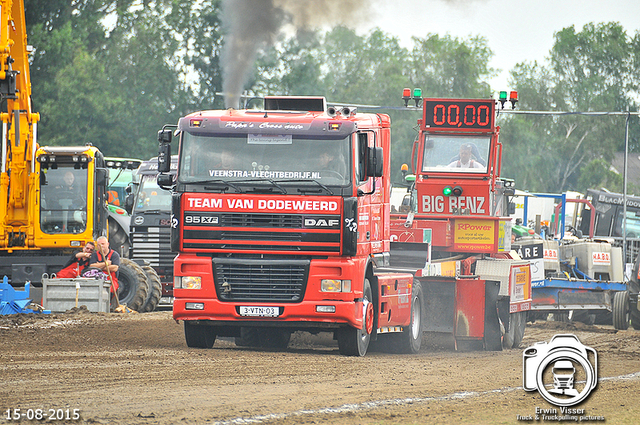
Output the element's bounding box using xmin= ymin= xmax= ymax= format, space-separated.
xmin=288 ymin=179 xmax=332 ymax=195
xmin=138 ymin=209 xmax=162 ymax=214
xmin=242 ymin=178 xmax=287 ymax=194
xmin=186 ymin=179 xmax=243 ymax=192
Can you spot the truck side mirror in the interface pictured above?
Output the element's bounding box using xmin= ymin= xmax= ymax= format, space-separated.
xmin=158 ymin=128 xmax=173 ymax=144
xmin=366 ymin=146 xmax=383 ymax=178
xmin=124 ymin=193 xmax=134 ymax=214
xmin=508 ymin=202 xmax=516 ymax=215
xmin=157 ymin=173 xmax=174 ymax=189
xmin=158 ymin=143 xmax=171 ymax=173
xmin=96 ymin=168 xmax=108 ymax=186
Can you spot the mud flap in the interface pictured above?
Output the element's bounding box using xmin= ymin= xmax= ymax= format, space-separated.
xmin=422 ymin=277 xmax=455 ymax=333
xmin=483 ymin=280 xmax=502 ymax=351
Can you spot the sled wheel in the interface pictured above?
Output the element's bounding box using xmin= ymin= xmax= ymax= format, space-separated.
xmin=612 ymin=291 xmax=630 ymax=330
xmin=502 ymin=311 xmax=526 ymax=349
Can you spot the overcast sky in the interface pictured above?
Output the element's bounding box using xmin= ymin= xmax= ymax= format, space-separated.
xmin=355 ymin=0 xmax=640 ymax=93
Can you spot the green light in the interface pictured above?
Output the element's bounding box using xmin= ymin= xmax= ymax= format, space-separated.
xmin=413 ymin=88 xmax=422 ymax=98
xmin=443 ymin=186 xmax=453 ymax=196
xmin=499 ymin=91 xmax=507 ymax=100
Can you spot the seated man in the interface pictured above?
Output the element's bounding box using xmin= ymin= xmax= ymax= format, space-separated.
xmin=56 ymin=242 xmax=95 ymax=278
xmin=56 ymin=171 xmax=85 ymax=209
xmin=448 ymin=144 xmax=484 ymax=169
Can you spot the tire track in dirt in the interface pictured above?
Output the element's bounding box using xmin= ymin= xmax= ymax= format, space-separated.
xmin=214 ymin=371 xmax=640 ymax=425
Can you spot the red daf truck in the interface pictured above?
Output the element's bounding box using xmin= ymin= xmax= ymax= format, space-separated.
xmin=156 ymin=97 xmax=427 ymax=356
xmin=391 ymin=92 xmax=532 ymax=350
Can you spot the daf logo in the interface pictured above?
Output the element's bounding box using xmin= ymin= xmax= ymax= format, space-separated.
xmin=304 ymin=218 xmax=340 ymax=228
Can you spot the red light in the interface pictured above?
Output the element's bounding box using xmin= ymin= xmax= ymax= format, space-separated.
xmin=509 ymin=91 xmax=518 ymax=101
xmin=402 ymin=88 xmax=411 ymax=98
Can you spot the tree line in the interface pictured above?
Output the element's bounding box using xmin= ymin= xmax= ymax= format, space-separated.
xmin=22 ymin=1 xmax=640 ymax=193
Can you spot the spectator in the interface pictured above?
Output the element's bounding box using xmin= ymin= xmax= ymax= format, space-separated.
xmin=89 ymin=236 xmax=120 ymax=296
xmin=56 ymin=241 xmax=95 ymax=278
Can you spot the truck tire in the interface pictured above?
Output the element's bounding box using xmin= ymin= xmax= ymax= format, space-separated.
xmin=260 ymin=329 xmax=292 ymax=349
xmin=337 ymin=278 xmax=373 ymax=356
xmin=141 ymin=266 xmax=162 ymax=312
xmin=393 ymin=280 xmax=423 ymax=354
xmin=502 ymin=311 xmax=526 ymax=349
xmin=117 ymin=258 xmax=148 ymax=312
xmin=612 ymin=291 xmax=630 ymax=330
xmin=235 ymin=327 xmax=261 ymax=347
xmin=184 ymin=322 xmax=216 ymax=348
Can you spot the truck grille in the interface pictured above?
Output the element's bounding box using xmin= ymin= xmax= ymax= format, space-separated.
xmin=130 ymin=226 xmax=174 ymax=270
xmin=220 ymin=213 xmax=303 ymax=228
xmin=212 ymin=258 xmax=309 ymax=302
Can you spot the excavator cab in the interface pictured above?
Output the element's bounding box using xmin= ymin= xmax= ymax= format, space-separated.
xmin=33 ymin=145 xmax=108 ymax=249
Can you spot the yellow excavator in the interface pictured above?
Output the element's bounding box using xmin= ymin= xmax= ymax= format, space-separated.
xmin=0 ymin=0 xmax=154 ymax=311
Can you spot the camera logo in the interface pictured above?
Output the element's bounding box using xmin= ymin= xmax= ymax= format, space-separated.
xmin=523 ymin=334 xmax=597 ymax=406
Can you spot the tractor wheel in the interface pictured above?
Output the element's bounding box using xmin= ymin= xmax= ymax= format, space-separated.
xmin=184 ymin=322 xmax=216 ymax=348
xmin=612 ymin=291 xmax=630 ymax=330
xmin=141 ymin=266 xmax=162 ymax=312
xmin=502 ymin=311 xmax=526 ymax=349
xmin=108 ymin=216 xmax=130 ymax=257
xmin=117 ymin=258 xmax=148 ymax=312
xmin=337 ymin=278 xmax=373 ymax=356
xmin=392 ymin=280 xmax=423 ymax=354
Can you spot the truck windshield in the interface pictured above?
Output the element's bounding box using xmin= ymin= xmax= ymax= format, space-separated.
xmin=421 ymin=134 xmax=490 ymax=173
xmin=179 ymin=132 xmax=352 ymax=186
xmin=135 ymin=174 xmax=172 ymax=212
xmin=40 ymin=165 xmax=88 ymax=234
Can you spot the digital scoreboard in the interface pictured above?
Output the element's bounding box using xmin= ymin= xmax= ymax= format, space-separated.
xmin=423 ymin=99 xmax=495 ymax=131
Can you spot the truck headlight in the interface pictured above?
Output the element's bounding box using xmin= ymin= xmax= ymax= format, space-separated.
xmin=321 ymin=279 xmax=351 ymax=292
xmin=175 ymin=276 xmax=201 ymax=289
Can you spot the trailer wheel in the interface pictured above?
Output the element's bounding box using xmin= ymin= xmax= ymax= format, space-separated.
xmin=141 ymin=266 xmax=162 ymax=312
xmin=612 ymin=291 xmax=630 ymax=330
xmin=117 ymin=258 xmax=148 ymax=312
xmin=337 ymin=278 xmax=373 ymax=356
xmin=394 ymin=280 xmax=423 ymax=354
xmin=502 ymin=311 xmax=526 ymax=349
xmin=184 ymin=322 xmax=216 ymax=348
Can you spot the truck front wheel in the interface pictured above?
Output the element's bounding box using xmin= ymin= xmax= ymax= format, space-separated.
xmin=337 ymin=279 xmax=373 ymax=356
xmin=184 ymin=322 xmax=216 ymax=348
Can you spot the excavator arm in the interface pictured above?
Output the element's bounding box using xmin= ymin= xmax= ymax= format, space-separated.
xmin=0 ymin=0 xmax=40 ymax=248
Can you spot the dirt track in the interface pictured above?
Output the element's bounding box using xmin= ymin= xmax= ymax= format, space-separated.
xmin=1 ymin=310 xmax=639 ymax=424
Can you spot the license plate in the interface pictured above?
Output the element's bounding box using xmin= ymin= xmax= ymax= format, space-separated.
xmin=239 ymin=306 xmax=279 ymax=317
